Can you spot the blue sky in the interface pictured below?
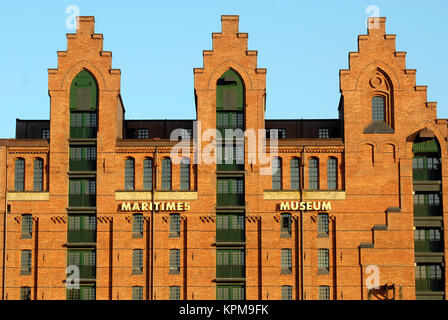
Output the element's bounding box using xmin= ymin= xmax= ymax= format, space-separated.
xmin=0 ymin=0 xmax=446 ymax=138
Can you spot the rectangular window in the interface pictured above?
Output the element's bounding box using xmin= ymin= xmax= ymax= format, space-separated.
xmin=281 ymin=213 xmax=291 ymax=238
xmin=281 ymin=286 xmax=292 ymax=300
xmin=169 ymin=249 xmax=180 ymax=274
xmin=132 ymin=249 xmax=143 ymax=275
xmin=169 ymin=286 xmax=181 ymax=300
xmin=180 ymin=158 xmax=190 ymax=190
xmin=217 ymin=285 xmax=245 ymax=300
xmin=327 ymin=158 xmax=337 ymax=190
xmin=308 ymin=158 xmax=319 ymax=190
xmin=281 ymin=249 xmax=292 ymax=274
xmin=133 ymin=214 xmax=143 ymax=238
xmin=33 ymin=159 xmax=44 ymax=191
xmin=319 ymin=286 xmax=330 ymax=300
xmin=125 ymin=158 xmax=135 ymax=190
xmin=41 ymin=129 xmax=50 ymax=140
xmin=162 ymin=158 xmax=172 ymax=190
xmin=267 ymin=128 xmax=286 ymax=139
xmin=318 ymin=249 xmax=329 ymax=273
xmin=67 ymin=285 xmax=95 ymax=300
xmin=290 ymin=158 xmax=300 ymax=190
xmin=318 ymin=128 xmax=330 ymax=139
xmin=20 ymin=287 xmax=31 ymax=300
xmin=181 ymin=129 xmax=192 ymax=139
xmin=372 ymin=96 xmax=385 ymax=122
xmin=15 ymin=158 xmax=25 ymax=191
xmin=170 ymin=214 xmax=181 ymax=238
xmin=21 ymin=214 xmax=33 ymax=239
xmin=143 ymin=158 xmax=153 ymax=190
xmin=318 ymin=213 xmax=329 ymax=237
xmin=137 ymin=128 xmax=149 ymax=139
xmin=272 ymin=157 xmax=282 ymax=190
xmin=20 ymin=250 xmax=32 ymax=275
xmin=132 ymin=286 xmax=143 ymax=300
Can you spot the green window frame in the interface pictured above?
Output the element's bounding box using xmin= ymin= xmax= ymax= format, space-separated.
xmin=20 ymin=250 xmax=32 ymax=275
xmin=216 ymin=69 xmax=244 ymax=111
xmin=68 ymin=215 xmax=96 ymax=243
xmin=169 ymin=286 xmax=181 ymax=300
xmin=132 ymin=214 xmax=143 ymax=238
xmin=327 ymin=158 xmax=337 ymax=190
xmin=143 ymin=158 xmax=153 ymax=190
xmin=33 ymin=158 xmax=43 ymax=191
xmin=70 ymin=70 xmax=98 ymax=111
xmin=67 ymin=249 xmax=96 ymax=277
xmin=281 ymin=285 xmax=292 ymax=300
xmin=67 ymin=285 xmax=95 ymax=300
xmin=161 ymin=158 xmax=172 ymax=190
xmin=69 ymin=179 xmax=96 ymax=207
xmin=21 ymin=214 xmax=33 ymax=239
xmin=132 ymin=249 xmax=143 ymax=275
xmin=169 ymin=249 xmax=180 ymax=274
xmin=216 ymin=285 xmax=245 ymax=300
xmin=216 ymin=250 xmax=245 ymax=279
xmin=180 ymin=157 xmax=190 ymax=191
xmin=169 ymin=213 xmax=181 ymax=238
xmin=216 ymin=214 xmax=245 ymax=242
xmin=125 ymin=158 xmax=135 ymax=190
xmin=281 ymin=249 xmax=292 ymax=274
xmin=290 ymin=158 xmax=300 ymax=190
xmin=15 ymin=158 xmax=25 ymax=191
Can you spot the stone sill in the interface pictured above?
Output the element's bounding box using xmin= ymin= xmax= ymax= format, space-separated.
xmin=7 ymin=192 xmax=49 ymax=201
xmin=263 ymin=190 xmax=345 ymax=200
xmin=115 ymin=191 xmax=198 ymax=201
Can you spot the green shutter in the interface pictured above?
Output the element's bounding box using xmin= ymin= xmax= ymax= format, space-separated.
xmin=216 ymin=69 xmax=244 ymax=111
xmin=70 ymin=70 xmax=98 ymax=111
xmin=413 ymin=138 xmax=439 ymax=153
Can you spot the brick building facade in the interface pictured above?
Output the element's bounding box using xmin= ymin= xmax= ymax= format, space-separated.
xmin=0 ymin=15 xmax=446 ymax=300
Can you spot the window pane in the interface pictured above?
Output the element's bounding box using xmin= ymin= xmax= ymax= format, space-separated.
xmin=170 ymin=214 xmax=181 ymax=237
xmin=162 ymin=158 xmax=172 ymax=190
xmin=308 ymin=158 xmax=319 ymax=190
xmin=180 ymin=158 xmax=190 ymax=190
xmin=22 ymin=214 xmax=33 ymax=238
xmin=319 ymin=286 xmax=330 ymax=300
xmin=33 ymin=159 xmax=44 ymax=191
xmin=290 ymin=158 xmax=300 ymax=190
xmin=125 ymin=158 xmax=135 ymax=190
xmin=170 ymin=286 xmax=181 ymax=300
xmin=133 ymin=214 xmax=143 ymax=238
xmin=318 ymin=213 xmax=329 ymax=235
xmin=372 ymin=96 xmax=385 ymax=122
xmin=272 ymin=157 xmax=282 ymax=190
xmin=282 ymin=286 xmax=292 ymax=300
xmin=143 ymin=158 xmax=153 ymax=190
xmin=132 ymin=286 xmax=143 ymax=300
xmin=15 ymin=158 xmax=25 ymax=191
xmin=327 ymin=158 xmax=337 ymax=190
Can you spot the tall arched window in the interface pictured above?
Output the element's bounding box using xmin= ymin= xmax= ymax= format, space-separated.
xmin=180 ymin=157 xmax=190 ymax=190
xmin=143 ymin=158 xmax=153 ymax=190
xmin=308 ymin=157 xmax=319 ymax=190
xmin=33 ymin=158 xmax=44 ymax=191
xmin=161 ymin=158 xmax=172 ymax=190
xmin=70 ymin=70 xmax=98 ymax=139
xmin=327 ymin=158 xmax=337 ymax=190
xmin=272 ymin=157 xmax=282 ymax=190
xmin=290 ymin=157 xmax=300 ymax=190
xmin=124 ymin=158 xmax=135 ymax=190
xmin=216 ymin=69 xmax=244 ymax=139
xmin=15 ymin=158 xmax=25 ymax=191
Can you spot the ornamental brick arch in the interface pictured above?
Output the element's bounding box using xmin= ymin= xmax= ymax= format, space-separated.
xmin=208 ymin=62 xmax=252 ymax=91
xmin=405 ymin=122 xmax=447 ymax=159
xmin=61 ymin=62 xmax=106 ymax=91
